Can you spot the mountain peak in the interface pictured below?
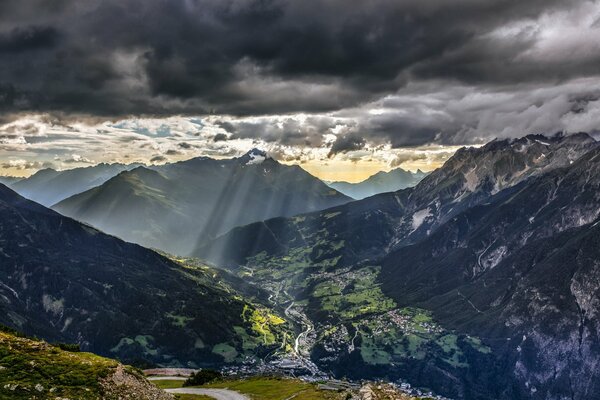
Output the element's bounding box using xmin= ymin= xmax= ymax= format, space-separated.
xmin=418 ymin=132 xmax=599 ymax=203
xmin=239 ymin=148 xmax=272 ymax=165
xmin=30 ymin=167 xmax=58 ymax=178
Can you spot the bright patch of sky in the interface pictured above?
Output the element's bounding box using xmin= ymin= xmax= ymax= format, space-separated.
xmin=0 ymin=113 xmax=464 ymax=182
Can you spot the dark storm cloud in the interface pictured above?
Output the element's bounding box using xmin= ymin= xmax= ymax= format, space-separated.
xmin=390 ymin=153 xmax=427 ymax=167
xmin=216 ymin=121 xmax=238 ymax=134
xmin=213 ymin=133 xmax=228 ymax=142
xmin=223 ymin=116 xmax=340 ymax=146
xmin=150 ymin=155 xmax=167 ymax=163
xmin=0 ymin=0 xmax=585 ymax=118
xmin=2 ymin=0 xmax=600 ymax=154
xmin=328 ymin=133 xmax=366 ymax=157
xmin=0 ymin=26 xmax=60 ymax=53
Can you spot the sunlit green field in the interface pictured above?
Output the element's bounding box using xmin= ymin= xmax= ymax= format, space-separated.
xmin=152 ymin=379 xmax=188 ymax=389
xmin=153 ymin=377 xmax=346 ymax=400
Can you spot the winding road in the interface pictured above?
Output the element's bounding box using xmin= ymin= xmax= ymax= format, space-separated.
xmin=283 ymin=300 xmax=313 ymax=355
xmin=165 ymin=388 xmax=249 ymax=400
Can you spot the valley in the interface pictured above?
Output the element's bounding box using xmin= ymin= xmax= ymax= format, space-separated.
xmin=2 ymin=1 xmax=599 ymax=398
xmin=2 ymin=133 xmax=600 ymax=399
xmin=195 ymin=134 xmax=600 ymax=399
xmin=202 ymin=247 xmax=491 ymax=394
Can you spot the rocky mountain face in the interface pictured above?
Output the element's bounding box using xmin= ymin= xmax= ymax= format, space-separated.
xmin=196 ymin=133 xmax=600 ymax=400
xmin=54 ymin=149 xmax=351 ymax=255
xmin=379 ymin=145 xmax=600 ymax=399
xmin=327 ymin=168 xmax=429 ymax=200
xmin=0 ymin=183 xmax=289 ymax=368
xmin=11 ymin=163 xmax=140 ymax=207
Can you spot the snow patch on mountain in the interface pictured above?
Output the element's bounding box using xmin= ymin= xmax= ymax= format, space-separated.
xmin=411 ymin=208 xmax=431 ymax=231
xmin=463 ymin=167 xmax=479 ymax=192
xmin=243 ymin=149 xmax=269 ymax=165
xmin=482 ymin=245 xmax=508 ymax=270
xmin=247 ymin=154 xmax=266 ymax=165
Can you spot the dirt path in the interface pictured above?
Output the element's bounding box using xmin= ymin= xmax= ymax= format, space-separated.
xmin=147 ymin=376 xmax=187 ymax=381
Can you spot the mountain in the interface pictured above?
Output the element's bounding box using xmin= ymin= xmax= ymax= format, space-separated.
xmin=379 ymin=145 xmax=600 ymax=399
xmin=54 ymin=149 xmax=352 ymax=256
xmin=327 ymin=168 xmax=428 ymax=199
xmin=0 ymin=176 xmax=21 ymax=187
xmin=194 ymin=133 xmax=600 ymax=399
xmin=197 ymin=133 xmax=597 ymax=267
xmin=11 ymin=163 xmax=141 ymax=207
xmin=0 ymin=327 xmax=172 ymax=400
xmin=0 ymin=183 xmax=290 ymax=368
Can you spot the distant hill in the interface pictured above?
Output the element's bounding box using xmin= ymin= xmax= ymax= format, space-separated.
xmin=0 ymin=183 xmax=289 ymax=367
xmin=0 ymin=176 xmax=21 ymax=187
xmin=11 ymin=163 xmax=141 ymax=206
xmin=0 ymin=327 xmax=172 ymax=400
xmin=327 ymin=168 xmax=428 ymax=199
xmin=54 ymin=149 xmax=352 ymax=255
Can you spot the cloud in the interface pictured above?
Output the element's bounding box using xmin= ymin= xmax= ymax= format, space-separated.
xmin=213 ymin=133 xmax=228 ymax=142
xmin=223 ymin=116 xmax=337 ymax=147
xmin=328 ymin=133 xmax=366 ymax=157
xmin=62 ymin=153 xmax=94 ymax=164
xmin=1 ymin=159 xmax=54 ymax=170
xmin=390 ymin=153 xmax=427 ymax=167
xmin=149 ymin=155 xmax=167 ymax=163
xmin=0 ymin=0 xmax=594 ymax=120
xmin=1 ymin=0 xmax=600 ymax=178
xmin=0 ymin=25 xmax=60 ymax=54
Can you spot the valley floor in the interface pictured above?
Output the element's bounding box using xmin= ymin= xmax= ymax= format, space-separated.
xmin=152 ymin=376 xmax=424 ymax=400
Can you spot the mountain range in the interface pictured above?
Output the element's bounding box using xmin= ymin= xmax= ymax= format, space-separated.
xmin=10 ymin=163 xmax=141 ymax=207
xmin=0 ymin=182 xmax=289 ymax=368
xmin=195 ymin=133 xmax=600 ymax=400
xmin=197 ymin=134 xmax=596 ymax=266
xmin=53 ymin=149 xmax=351 ymax=255
xmin=0 ymin=176 xmax=21 ymax=187
xmin=379 ymin=144 xmax=600 ymax=399
xmin=327 ymin=168 xmax=429 ymax=199
xmin=2 ymin=134 xmax=600 ymax=399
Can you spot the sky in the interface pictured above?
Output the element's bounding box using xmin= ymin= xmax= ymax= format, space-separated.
xmin=1 ymin=0 xmax=600 ymax=182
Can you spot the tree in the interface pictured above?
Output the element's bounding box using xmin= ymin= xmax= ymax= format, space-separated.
xmin=183 ymin=369 xmax=223 ymax=387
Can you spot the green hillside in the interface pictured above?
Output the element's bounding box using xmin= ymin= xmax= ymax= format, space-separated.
xmin=0 ymin=327 xmax=172 ymax=400
xmin=0 ymin=183 xmax=292 ymax=369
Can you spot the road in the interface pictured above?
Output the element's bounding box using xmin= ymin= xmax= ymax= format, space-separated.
xmin=165 ymin=388 xmax=249 ymax=400
xmin=147 ymin=376 xmax=187 ymax=381
xmin=294 ymin=322 xmax=312 ymax=354
xmin=284 ymin=300 xmax=312 ymax=355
